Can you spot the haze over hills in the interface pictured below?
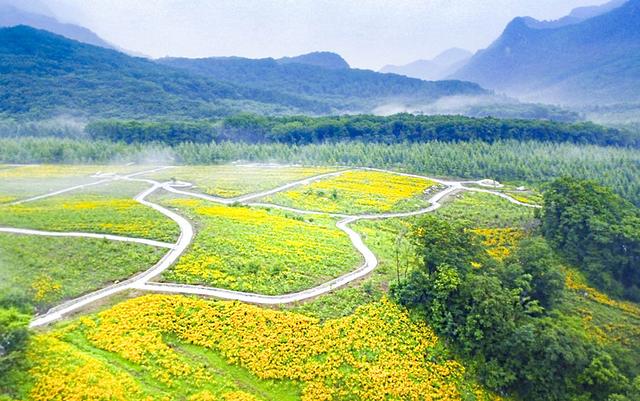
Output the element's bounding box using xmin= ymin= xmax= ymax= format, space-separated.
xmin=158 ymin=55 xmax=488 ymax=113
xmin=451 ymin=0 xmax=640 ymax=106
xmin=0 ymin=3 xmax=115 ymax=50
xmin=380 ymin=48 xmax=472 ymax=81
xmin=0 ymin=1 xmax=593 ymax=122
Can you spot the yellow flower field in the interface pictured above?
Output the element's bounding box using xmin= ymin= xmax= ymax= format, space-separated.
xmin=162 ymin=199 xmax=360 ymax=294
xmin=141 ymin=165 xmax=338 ymax=198
xmin=20 ymin=295 xmax=499 ymax=401
xmin=471 ymin=228 xmax=524 ymax=261
xmin=562 ymin=268 xmax=640 ymax=358
xmin=264 ymin=170 xmax=437 ymax=214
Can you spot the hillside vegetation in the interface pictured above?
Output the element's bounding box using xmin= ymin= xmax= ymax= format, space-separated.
xmin=158 ymin=55 xmax=485 ymax=111
xmin=542 ymin=178 xmax=640 ymax=301
xmin=0 ymin=25 xmax=588 ymax=121
xmin=394 ymin=188 xmax=640 ymax=400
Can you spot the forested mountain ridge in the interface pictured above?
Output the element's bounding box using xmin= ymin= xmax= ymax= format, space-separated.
xmin=522 ymin=0 xmax=627 ymax=29
xmin=159 ymin=54 xmax=580 ymax=120
xmin=157 ymin=55 xmax=487 ymax=110
xmin=276 ymin=51 xmax=350 ymax=70
xmin=452 ymin=0 xmax=640 ymax=105
xmin=0 ymin=26 xmax=333 ymax=118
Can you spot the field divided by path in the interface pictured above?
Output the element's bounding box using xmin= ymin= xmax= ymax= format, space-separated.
xmin=0 ymin=164 xmax=540 ymax=327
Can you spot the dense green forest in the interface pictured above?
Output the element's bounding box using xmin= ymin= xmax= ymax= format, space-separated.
xmin=542 ymin=179 xmax=640 ymax=301
xmin=84 ymin=114 xmax=635 ymax=146
xmin=1 ymin=137 xmax=639 ymax=207
xmin=393 ymin=202 xmax=640 ymax=400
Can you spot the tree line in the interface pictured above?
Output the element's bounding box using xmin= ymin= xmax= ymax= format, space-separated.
xmin=1 ymin=137 xmax=639 ymax=206
xmin=85 ymin=114 xmax=638 ymax=147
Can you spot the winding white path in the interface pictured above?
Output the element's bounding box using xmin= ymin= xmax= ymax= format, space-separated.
xmin=463 ymin=187 xmax=542 ymax=208
xmin=19 ymin=166 xmax=539 ymax=327
xmin=0 ymin=227 xmax=174 ymax=249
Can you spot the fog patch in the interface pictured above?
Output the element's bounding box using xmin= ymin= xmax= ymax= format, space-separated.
xmin=0 ymin=115 xmax=88 ymax=139
xmin=372 ymin=95 xmax=580 ymax=122
xmin=372 ymin=95 xmax=511 ymax=116
xmin=107 ymin=145 xmax=177 ymax=167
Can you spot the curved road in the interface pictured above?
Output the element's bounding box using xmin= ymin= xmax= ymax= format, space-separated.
xmin=24 ymin=166 xmax=538 ymax=327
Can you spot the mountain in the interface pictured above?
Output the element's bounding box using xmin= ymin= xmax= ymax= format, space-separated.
xmin=523 ymin=0 xmax=628 ymax=29
xmin=0 ymin=4 xmax=115 ymax=49
xmin=0 ymin=26 xmax=329 ymax=119
xmin=380 ymin=48 xmax=472 ymax=81
xmin=0 ymin=25 xmax=577 ymax=121
xmin=277 ymin=51 xmax=349 ymax=70
xmin=451 ymin=0 xmax=640 ymax=105
xmin=158 ymin=55 xmax=488 ymax=112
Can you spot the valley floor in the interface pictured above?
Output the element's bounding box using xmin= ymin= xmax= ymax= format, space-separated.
xmin=0 ymin=164 xmax=542 ymax=400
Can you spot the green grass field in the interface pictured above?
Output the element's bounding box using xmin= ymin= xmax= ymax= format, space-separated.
xmin=435 ymin=191 xmax=536 ymax=228
xmin=294 ymin=190 xmax=536 ymax=320
xmin=160 ymin=197 xmax=361 ymax=294
xmin=0 ymin=233 xmax=165 ymax=313
xmin=292 ymin=217 xmax=418 ymax=320
xmin=139 ymin=165 xmax=338 ymax=198
xmin=3 ymin=164 xmax=637 ymax=401
xmin=561 ymin=269 xmax=640 ymax=377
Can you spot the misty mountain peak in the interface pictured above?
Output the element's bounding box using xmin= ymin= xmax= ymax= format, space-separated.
xmin=0 ymin=3 xmax=114 ymax=50
xmin=452 ymin=0 xmax=640 ymax=105
xmin=380 ymin=48 xmax=472 ymax=81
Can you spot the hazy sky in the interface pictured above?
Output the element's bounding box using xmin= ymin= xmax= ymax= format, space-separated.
xmin=32 ymin=0 xmax=611 ymax=69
